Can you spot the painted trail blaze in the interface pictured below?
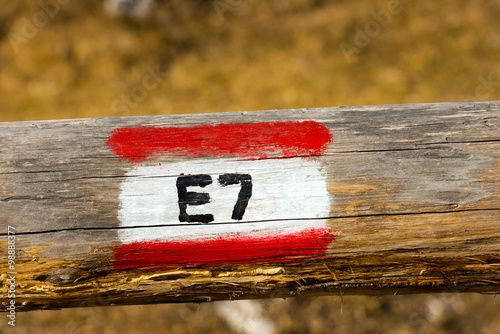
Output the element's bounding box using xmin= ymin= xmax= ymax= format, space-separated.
xmin=106 ymin=121 xmax=331 ymax=162
xmin=107 ymin=121 xmax=335 ymax=270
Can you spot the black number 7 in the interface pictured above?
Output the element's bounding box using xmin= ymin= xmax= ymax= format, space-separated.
xmin=218 ymin=174 xmax=252 ymax=220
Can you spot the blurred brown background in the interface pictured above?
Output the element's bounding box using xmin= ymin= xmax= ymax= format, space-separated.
xmin=1 ymin=0 xmax=499 ymax=333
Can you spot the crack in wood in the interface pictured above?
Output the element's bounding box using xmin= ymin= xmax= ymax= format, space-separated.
xmin=2 ymin=207 xmax=499 ymax=236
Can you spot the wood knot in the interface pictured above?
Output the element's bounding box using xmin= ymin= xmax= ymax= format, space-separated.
xmin=34 ymin=268 xmax=78 ymax=285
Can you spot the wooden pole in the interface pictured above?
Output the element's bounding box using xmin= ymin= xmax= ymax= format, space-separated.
xmin=1 ymin=101 xmax=499 ymax=311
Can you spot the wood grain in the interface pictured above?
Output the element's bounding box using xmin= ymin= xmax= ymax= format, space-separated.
xmin=1 ymin=101 xmax=499 ymax=311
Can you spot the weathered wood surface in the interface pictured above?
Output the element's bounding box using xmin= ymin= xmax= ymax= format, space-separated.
xmin=1 ymin=101 xmax=499 ymax=311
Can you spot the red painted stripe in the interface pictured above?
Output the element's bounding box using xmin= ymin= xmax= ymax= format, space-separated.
xmin=106 ymin=121 xmax=332 ymax=162
xmin=113 ymin=228 xmax=336 ymax=270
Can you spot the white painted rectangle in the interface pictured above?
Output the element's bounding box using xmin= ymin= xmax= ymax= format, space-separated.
xmin=118 ymin=158 xmax=331 ymax=243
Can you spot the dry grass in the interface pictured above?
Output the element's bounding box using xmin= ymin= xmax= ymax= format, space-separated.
xmin=2 ymin=0 xmax=500 ymax=123
xmin=1 ymin=0 xmax=499 ymax=333
xmin=8 ymin=294 xmax=500 ymax=334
